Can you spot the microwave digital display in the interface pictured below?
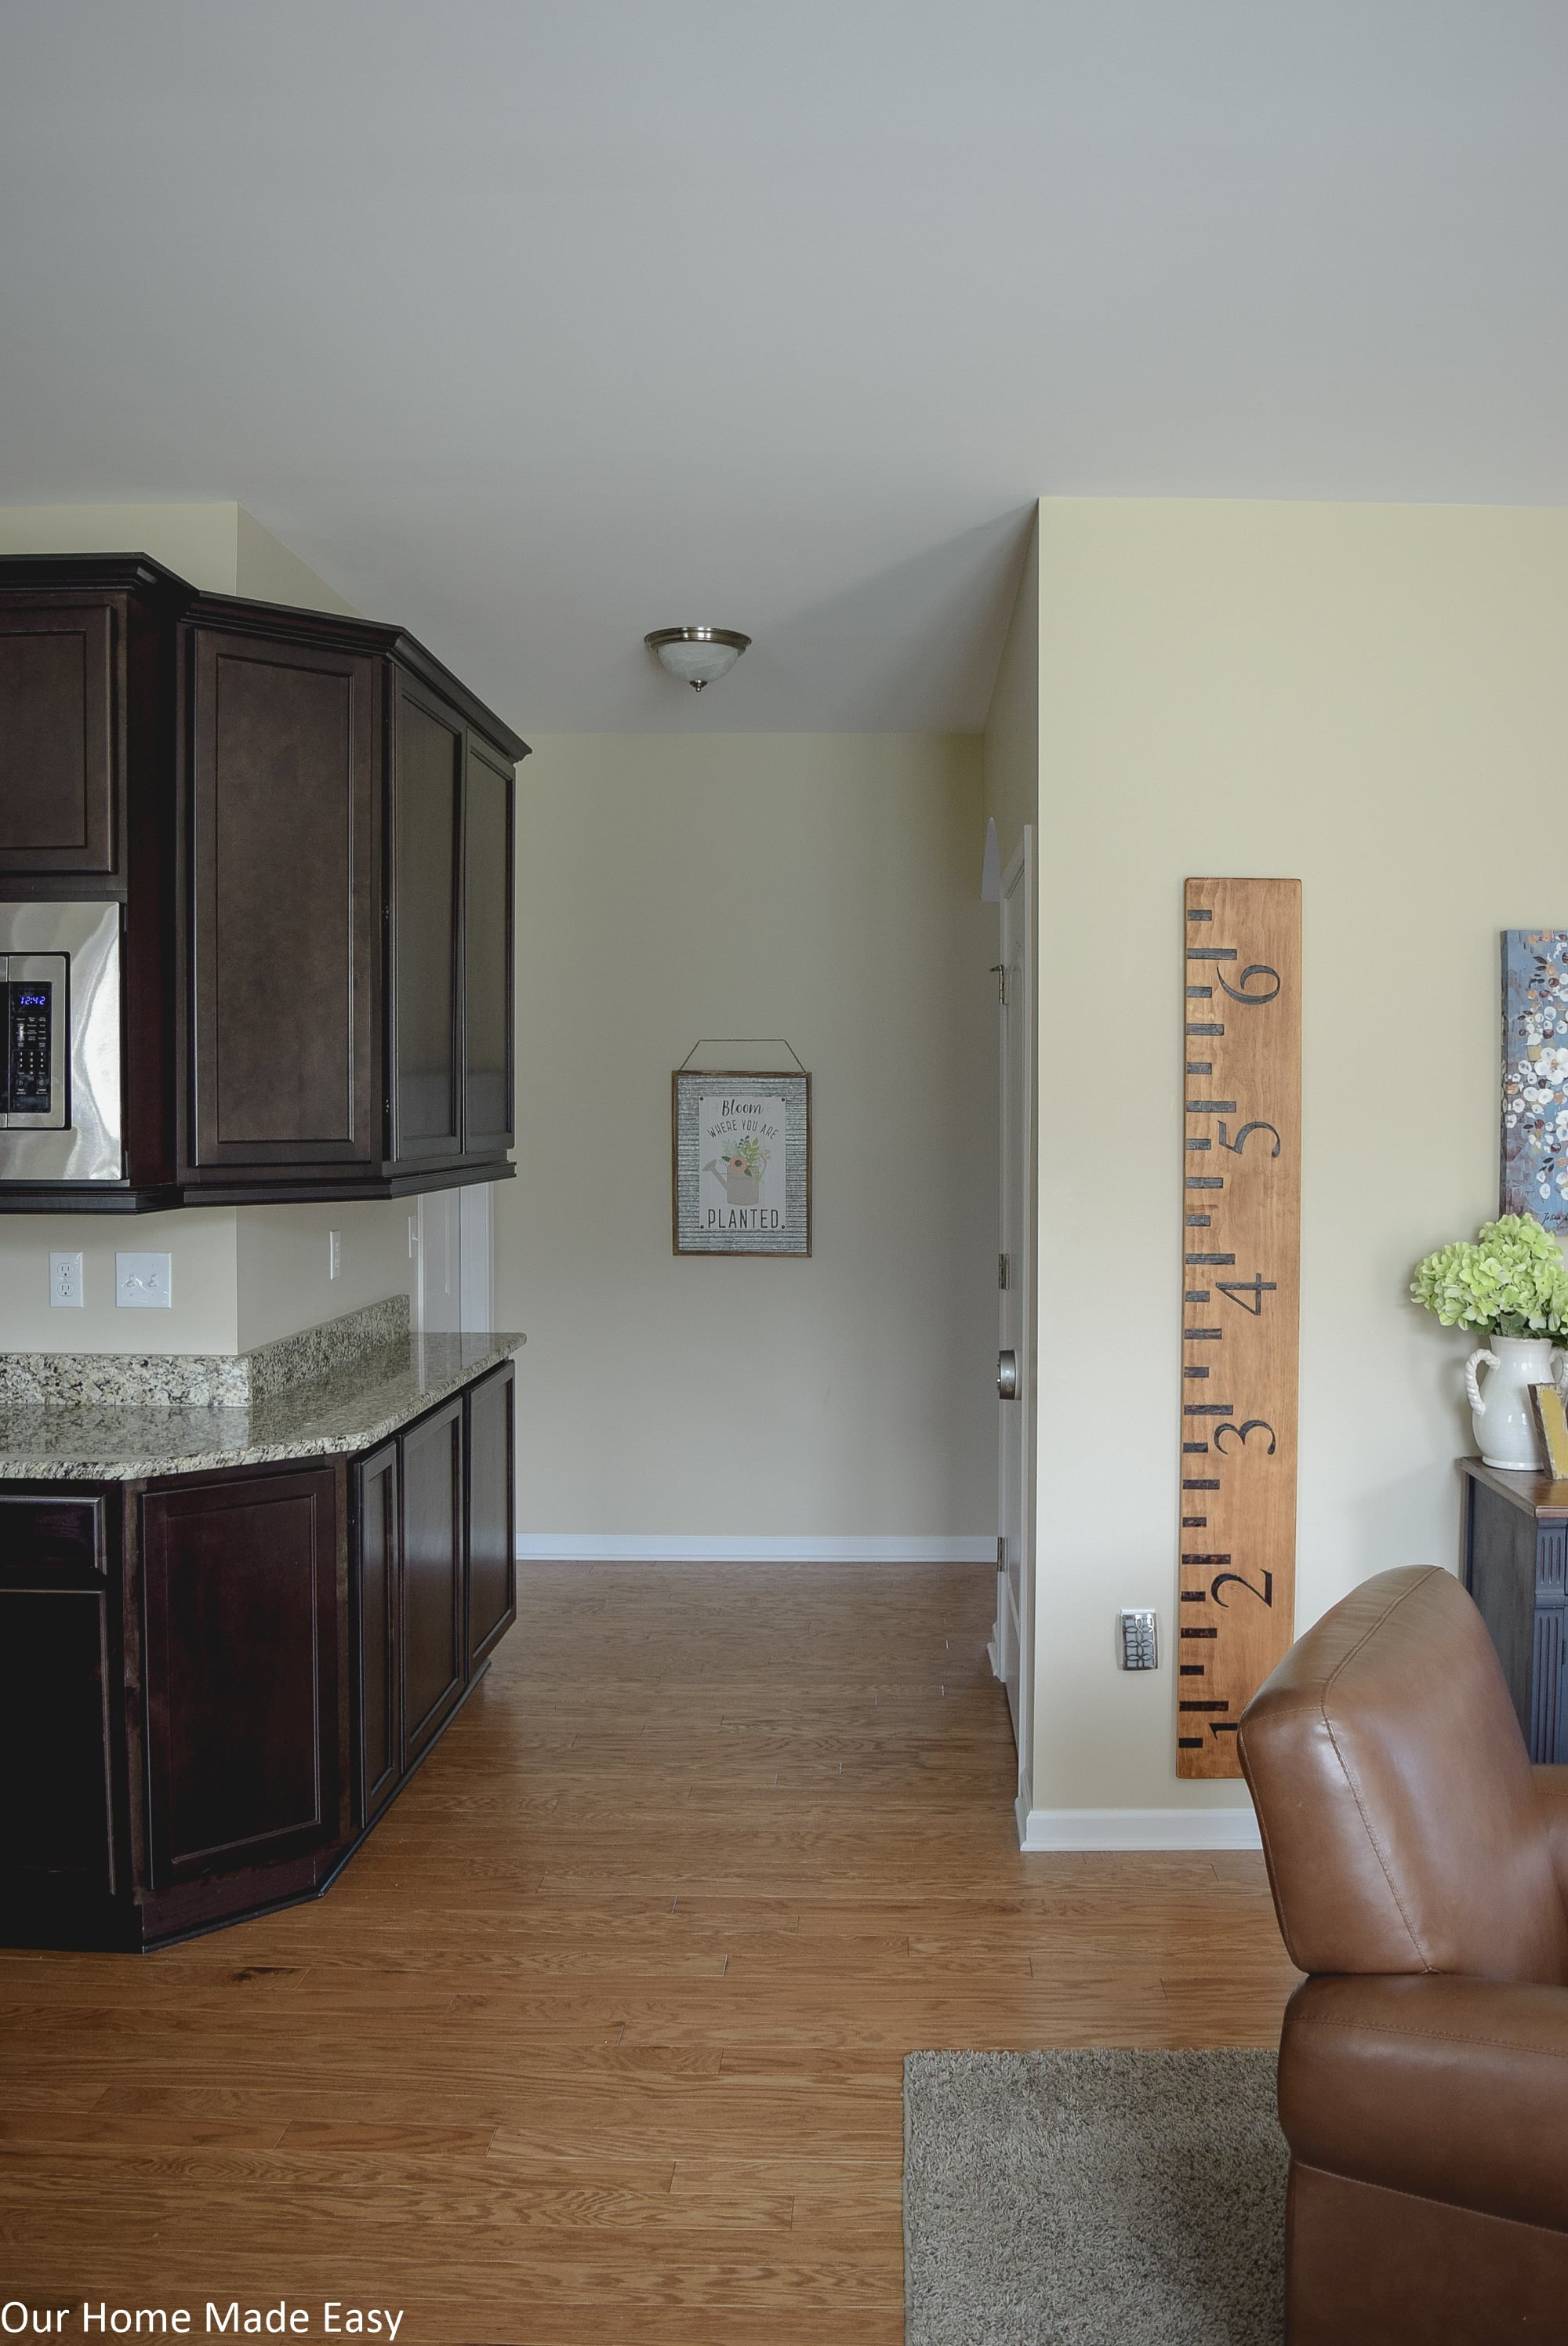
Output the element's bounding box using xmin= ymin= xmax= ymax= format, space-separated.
xmin=5 ymin=979 xmax=53 ymax=1117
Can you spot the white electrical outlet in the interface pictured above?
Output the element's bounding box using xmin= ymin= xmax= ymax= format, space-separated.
xmin=49 ymin=1251 xmax=83 ymax=1309
xmin=408 ymin=1212 xmax=419 ymax=1258
xmin=328 ymin=1228 xmax=342 ymax=1280
xmin=116 ymin=1251 xmax=172 ymax=1309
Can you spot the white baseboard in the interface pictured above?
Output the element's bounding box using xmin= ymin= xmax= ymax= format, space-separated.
xmin=515 ymin=1533 xmax=995 ymax=1564
xmin=1020 ymin=1804 xmax=1261 ymax=1852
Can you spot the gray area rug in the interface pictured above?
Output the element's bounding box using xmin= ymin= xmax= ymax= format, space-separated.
xmin=904 ymin=2048 xmax=1285 ymax=2346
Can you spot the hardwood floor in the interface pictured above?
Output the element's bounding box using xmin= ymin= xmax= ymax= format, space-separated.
xmin=0 ymin=1562 xmax=1300 ymax=2343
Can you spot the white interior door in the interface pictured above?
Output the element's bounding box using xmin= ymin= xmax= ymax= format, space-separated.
xmin=994 ymin=831 xmax=1033 ymax=1782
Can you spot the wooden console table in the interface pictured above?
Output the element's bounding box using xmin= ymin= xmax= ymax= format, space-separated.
xmin=1461 ymin=1457 xmax=1568 ymax=1763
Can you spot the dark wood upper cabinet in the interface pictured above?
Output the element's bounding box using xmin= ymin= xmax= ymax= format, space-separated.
xmin=0 ymin=601 xmax=118 ymax=874
xmin=0 ymin=556 xmax=528 ymax=1213
xmin=463 ymin=739 xmax=515 ymax=1160
xmin=187 ymin=628 xmax=379 ymax=1171
xmin=140 ymin=1465 xmax=342 ymax=1890
xmin=390 ymin=685 xmax=463 ymax=1164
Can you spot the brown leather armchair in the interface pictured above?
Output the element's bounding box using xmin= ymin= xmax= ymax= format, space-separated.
xmin=1239 ymin=1563 xmax=1568 ymax=2344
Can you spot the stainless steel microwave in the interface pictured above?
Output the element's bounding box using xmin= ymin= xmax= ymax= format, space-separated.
xmin=0 ymin=901 xmax=122 ymax=1184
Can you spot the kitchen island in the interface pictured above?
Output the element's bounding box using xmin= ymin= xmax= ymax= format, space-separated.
xmin=0 ymin=1299 xmax=522 ymax=1950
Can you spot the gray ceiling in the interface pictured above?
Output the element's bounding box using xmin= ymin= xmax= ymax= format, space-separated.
xmin=2 ymin=2 xmax=1564 ymax=734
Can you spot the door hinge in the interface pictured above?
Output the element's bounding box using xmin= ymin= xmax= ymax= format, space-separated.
xmin=998 ymin=1252 xmax=1009 ymax=1291
xmin=997 ymin=1534 xmax=1007 ymax=1570
xmin=990 ymin=962 xmax=1007 ymax=1005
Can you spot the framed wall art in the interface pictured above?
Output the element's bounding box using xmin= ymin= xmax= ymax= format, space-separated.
xmin=1531 ymin=1382 xmax=1568 ymax=1481
xmin=1502 ymin=931 xmax=1568 ymax=1228
xmin=672 ymin=1069 xmax=811 ymax=1256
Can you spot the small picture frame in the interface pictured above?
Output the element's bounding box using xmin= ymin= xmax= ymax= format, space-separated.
xmin=1530 ymin=1382 xmax=1568 ymax=1480
xmin=672 ymin=1070 xmax=811 ymax=1257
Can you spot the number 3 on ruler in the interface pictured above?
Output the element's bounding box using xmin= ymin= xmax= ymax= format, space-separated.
xmin=1214 ymin=1418 xmax=1276 ymax=1455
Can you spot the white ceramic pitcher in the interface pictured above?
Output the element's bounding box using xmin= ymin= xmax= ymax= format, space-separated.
xmin=1465 ymin=1335 xmax=1561 ymax=1470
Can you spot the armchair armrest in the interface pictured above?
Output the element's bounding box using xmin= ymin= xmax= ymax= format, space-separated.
xmin=1281 ymin=1972 xmax=1568 ymax=2232
xmin=1534 ymin=1765 xmax=1568 ymax=1912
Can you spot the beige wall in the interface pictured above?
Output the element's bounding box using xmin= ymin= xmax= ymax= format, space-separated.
xmin=1031 ymin=496 xmax=1568 ymax=1816
xmin=498 ymin=732 xmax=996 ymax=1541
xmin=0 ymin=501 xmax=352 ymax=612
xmin=235 ymin=1200 xmax=416 ymax=1351
xmin=0 ymin=1195 xmax=416 ymax=1358
xmin=0 ymin=1208 xmax=242 ymax=1354
xmin=234 ymin=507 xmax=356 ymax=614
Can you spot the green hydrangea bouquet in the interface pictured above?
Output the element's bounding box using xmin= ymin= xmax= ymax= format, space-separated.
xmin=1410 ymin=1213 xmax=1568 ymax=1341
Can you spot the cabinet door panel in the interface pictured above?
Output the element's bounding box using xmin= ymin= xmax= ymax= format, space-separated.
xmin=467 ymin=1360 xmax=515 ymax=1672
xmin=0 ymin=603 xmax=116 ymax=873
xmin=463 ymin=740 xmax=514 ymax=1157
xmin=391 ymin=688 xmax=462 ymax=1162
xmin=141 ymin=1467 xmax=340 ymax=1888
xmin=0 ymin=1589 xmax=114 ymax=1893
xmin=354 ymin=1444 xmax=400 ymax=1824
xmin=188 ymin=630 xmax=378 ymax=1167
xmin=401 ymin=1400 xmax=464 ymax=1765
xmin=0 ymin=1494 xmax=106 ymax=1579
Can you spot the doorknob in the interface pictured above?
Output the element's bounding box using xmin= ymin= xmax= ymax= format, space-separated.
xmin=997 ymin=1349 xmax=1018 ymax=1400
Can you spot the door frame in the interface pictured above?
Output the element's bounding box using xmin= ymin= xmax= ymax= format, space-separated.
xmin=995 ymin=826 xmax=1036 ymax=1839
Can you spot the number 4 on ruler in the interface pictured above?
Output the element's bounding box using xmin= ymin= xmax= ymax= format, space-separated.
xmin=1216 ymin=1276 xmax=1276 ymax=1315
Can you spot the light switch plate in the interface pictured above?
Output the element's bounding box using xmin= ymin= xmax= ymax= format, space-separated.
xmin=328 ymin=1228 xmax=342 ymax=1280
xmin=1118 ymin=1607 xmax=1158 ymax=1670
xmin=49 ymin=1251 xmax=83 ymax=1308
xmin=116 ymin=1251 xmax=172 ymax=1309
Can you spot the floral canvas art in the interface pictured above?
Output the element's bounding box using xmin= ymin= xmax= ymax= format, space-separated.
xmin=1501 ymin=932 xmax=1568 ymax=1227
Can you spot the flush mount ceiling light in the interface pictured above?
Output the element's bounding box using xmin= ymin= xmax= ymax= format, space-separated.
xmin=644 ymin=625 xmax=751 ymax=693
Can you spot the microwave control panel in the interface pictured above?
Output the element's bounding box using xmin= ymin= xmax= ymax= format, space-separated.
xmin=0 ymin=954 xmax=68 ymax=1128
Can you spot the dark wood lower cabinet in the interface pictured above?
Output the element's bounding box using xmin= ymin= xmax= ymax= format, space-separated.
xmin=0 ymin=1494 xmax=119 ymax=1945
xmin=0 ymin=1589 xmax=115 ymax=1894
xmin=400 ymin=1396 xmax=465 ymax=1768
xmin=140 ymin=1466 xmax=342 ymax=1889
xmin=468 ymin=1360 xmax=516 ymax=1671
xmin=354 ymin=1440 xmax=401 ymax=1822
xmin=0 ymin=1364 xmax=515 ymax=1951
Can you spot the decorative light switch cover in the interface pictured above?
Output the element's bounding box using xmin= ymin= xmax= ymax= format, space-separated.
xmin=115 ymin=1251 xmax=172 ymax=1309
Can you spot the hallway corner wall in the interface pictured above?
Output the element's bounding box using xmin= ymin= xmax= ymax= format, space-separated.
xmin=499 ymin=732 xmax=997 ymax=1547
xmin=1029 ymin=495 xmax=1568 ymax=1825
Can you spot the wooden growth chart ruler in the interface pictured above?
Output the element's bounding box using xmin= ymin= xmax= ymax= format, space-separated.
xmin=1178 ymin=877 xmax=1301 ymax=1780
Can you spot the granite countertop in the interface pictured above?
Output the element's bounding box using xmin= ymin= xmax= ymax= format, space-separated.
xmin=0 ymin=1327 xmax=525 ymax=1482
